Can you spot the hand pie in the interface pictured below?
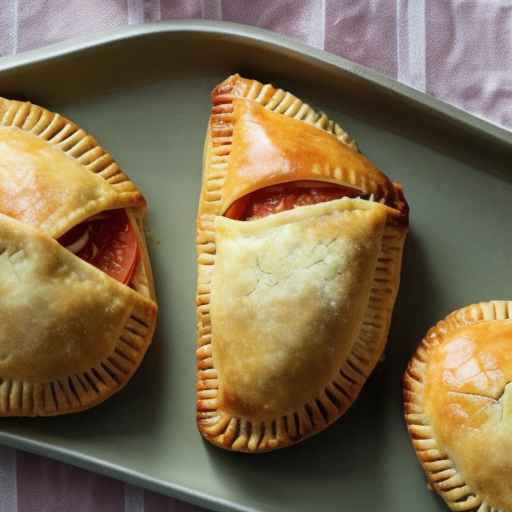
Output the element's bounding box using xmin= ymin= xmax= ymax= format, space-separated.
xmin=0 ymin=97 xmax=157 ymax=416
xmin=196 ymin=74 xmax=408 ymax=452
xmin=404 ymin=301 xmax=512 ymax=511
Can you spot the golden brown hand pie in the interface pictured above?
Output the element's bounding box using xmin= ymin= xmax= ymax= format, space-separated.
xmin=196 ymin=74 xmax=408 ymax=452
xmin=0 ymin=97 xmax=157 ymax=416
xmin=404 ymin=301 xmax=512 ymax=511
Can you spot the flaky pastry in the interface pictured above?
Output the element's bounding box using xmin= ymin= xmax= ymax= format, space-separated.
xmin=0 ymin=98 xmax=157 ymax=416
xmin=404 ymin=301 xmax=512 ymax=511
xmin=196 ymin=74 xmax=408 ymax=452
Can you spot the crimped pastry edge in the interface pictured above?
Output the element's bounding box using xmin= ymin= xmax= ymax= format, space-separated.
xmin=0 ymin=97 xmax=145 ymax=239
xmin=403 ymin=300 xmax=512 ymax=512
xmin=0 ymin=275 xmax=157 ymax=417
xmin=0 ymin=98 xmax=158 ymax=416
xmin=196 ymin=74 xmax=408 ymax=452
xmin=198 ymin=217 xmax=406 ymax=452
xmin=0 ymin=221 xmax=157 ymax=417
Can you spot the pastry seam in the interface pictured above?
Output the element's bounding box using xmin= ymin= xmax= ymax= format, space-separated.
xmin=0 ymin=290 xmax=156 ymax=416
xmin=196 ymin=74 xmax=407 ymax=451
xmin=0 ymin=214 xmax=157 ymax=417
xmin=0 ymin=98 xmax=141 ymax=198
xmin=0 ymin=99 xmax=154 ymax=298
xmin=198 ymin=219 xmax=405 ymax=451
xmin=0 ymin=100 xmax=158 ymax=416
xmin=0 ymin=97 xmax=144 ymax=238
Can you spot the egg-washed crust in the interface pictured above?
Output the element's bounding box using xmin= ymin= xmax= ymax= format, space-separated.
xmin=196 ymin=75 xmax=408 ymax=452
xmin=0 ymin=214 xmax=157 ymax=416
xmin=0 ymin=97 xmax=155 ymax=300
xmin=0 ymin=97 xmax=145 ymax=239
xmin=403 ymin=301 xmax=512 ymax=512
xmin=0 ymin=99 xmax=157 ymax=416
xmin=203 ymin=74 xmax=408 ymax=221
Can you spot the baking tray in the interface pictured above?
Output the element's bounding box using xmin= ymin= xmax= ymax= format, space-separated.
xmin=0 ymin=20 xmax=511 ymax=512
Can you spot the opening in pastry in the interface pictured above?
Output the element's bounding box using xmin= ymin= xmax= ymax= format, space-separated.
xmin=223 ymin=180 xmax=386 ymax=220
xmin=57 ymin=209 xmax=139 ymax=285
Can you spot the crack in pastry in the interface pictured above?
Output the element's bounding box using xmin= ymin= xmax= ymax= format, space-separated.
xmin=404 ymin=301 xmax=512 ymax=511
xmin=212 ymin=201 xmax=387 ymax=420
xmin=196 ymin=74 xmax=408 ymax=452
xmin=0 ymin=97 xmax=157 ymax=416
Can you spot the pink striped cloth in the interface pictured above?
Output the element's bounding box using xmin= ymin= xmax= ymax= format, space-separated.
xmin=0 ymin=1 xmax=510 ymax=511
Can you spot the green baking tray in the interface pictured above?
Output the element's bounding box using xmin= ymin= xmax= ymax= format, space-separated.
xmin=0 ymin=20 xmax=511 ymax=512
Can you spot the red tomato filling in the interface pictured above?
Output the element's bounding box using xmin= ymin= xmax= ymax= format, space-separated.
xmin=58 ymin=209 xmax=139 ymax=285
xmin=224 ymin=181 xmax=362 ymax=221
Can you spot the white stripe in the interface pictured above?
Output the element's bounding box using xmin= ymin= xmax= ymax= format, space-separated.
xmin=310 ymin=0 xmax=326 ymax=50
xmin=201 ymin=0 xmax=223 ymax=20
xmin=127 ymin=0 xmax=145 ymax=25
xmin=0 ymin=447 xmax=17 ymax=512
xmin=320 ymin=0 xmax=326 ymax=50
xmin=396 ymin=0 xmax=426 ymax=91
xmin=13 ymin=0 xmax=18 ymax=55
xmin=124 ymin=483 xmax=144 ymax=512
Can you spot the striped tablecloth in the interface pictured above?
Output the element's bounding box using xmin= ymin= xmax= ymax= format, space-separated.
xmin=0 ymin=1 xmax=510 ymax=511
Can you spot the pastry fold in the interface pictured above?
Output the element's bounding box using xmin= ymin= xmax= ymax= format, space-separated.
xmin=222 ymin=99 xmax=398 ymax=213
xmin=0 ymin=97 xmax=144 ymax=238
xmin=197 ymin=75 xmax=408 ymax=451
xmin=0 ymin=98 xmax=157 ymax=416
xmin=213 ymin=199 xmax=387 ymax=418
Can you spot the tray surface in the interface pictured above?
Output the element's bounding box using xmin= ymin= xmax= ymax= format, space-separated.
xmin=1 ymin=20 xmax=511 ymax=512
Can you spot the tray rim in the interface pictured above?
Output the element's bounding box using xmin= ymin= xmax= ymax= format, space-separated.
xmin=0 ymin=20 xmax=511 ymax=512
xmin=1 ymin=19 xmax=510 ymax=148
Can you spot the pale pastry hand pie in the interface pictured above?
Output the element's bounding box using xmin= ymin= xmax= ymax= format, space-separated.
xmin=0 ymin=97 xmax=157 ymax=416
xmin=404 ymin=301 xmax=512 ymax=511
xmin=196 ymin=74 xmax=409 ymax=452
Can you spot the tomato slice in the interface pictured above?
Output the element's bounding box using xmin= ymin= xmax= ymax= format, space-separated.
xmin=224 ymin=195 xmax=251 ymax=221
xmin=225 ymin=182 xmax=361 ymax=221
xmin=58 ymin=209 xmax=139 ymax=285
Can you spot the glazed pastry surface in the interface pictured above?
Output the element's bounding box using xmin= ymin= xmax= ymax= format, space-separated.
xmin=404 ymin=301 xmax=512 ymax=511
xmin=197 ymin=74 xmax=408 ymax=451
xmin=0 ymin=97 xmax=157 ymax=416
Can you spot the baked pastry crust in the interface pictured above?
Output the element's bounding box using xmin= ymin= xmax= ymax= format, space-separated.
xmin=221 ymin=99 xmax=399 ymax=214
xmin=196 ymin=75 xmax=408 ymax=452
xmin=0 ymin=97 xmax=157 ymax=416
xmin=404 ymin=301 xmax=512 ymax=511
xmin=0 ymin=97 xmax=144 ymax=239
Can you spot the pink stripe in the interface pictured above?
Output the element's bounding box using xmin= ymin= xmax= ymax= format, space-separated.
xmin=144 ymin=0 xmax=162 ymax=22
xmin=17 ymin=451 xmax=124 ymax=512
xmin=222 ymin=0 xmax=327 ymax=49
xmin=0 ymin=447 xmax=17 ymax=512
xmin=426 ymin=0 xmax=512 ymax=129
xmin=144 ymin=491 xmax=205 ymax=511
xmin=201 ymin=0 xmax=223 ymax=20
xmin=161 ymin=0 xmax=201 ymax=19
xmin=17 ymin=0 xmax=127 ymax=52
xmin=325 ymin=0 xmax=398 ymax=79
